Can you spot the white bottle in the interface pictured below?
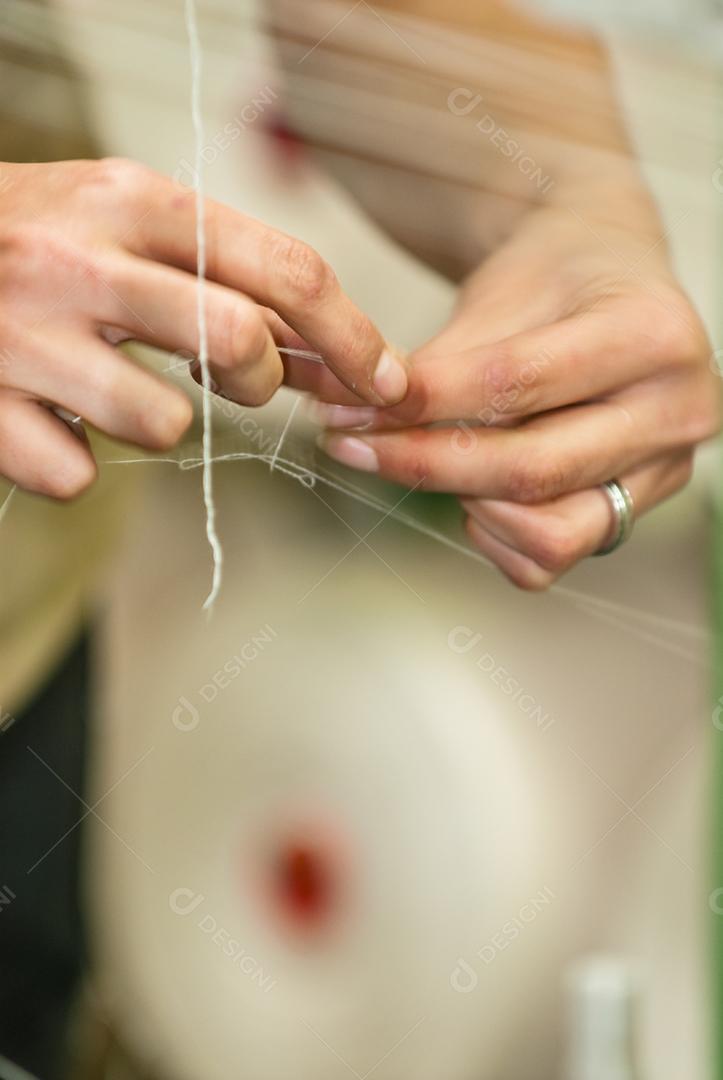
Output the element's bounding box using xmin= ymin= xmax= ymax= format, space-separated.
xmin=564 ymin=956 xmax=642 ymax=1080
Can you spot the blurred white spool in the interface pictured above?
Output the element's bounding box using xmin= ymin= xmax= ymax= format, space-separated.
xmin=565 ymin=956 xmax=642 ymax=1080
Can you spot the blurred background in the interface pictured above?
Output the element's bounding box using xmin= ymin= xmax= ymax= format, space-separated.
xmin=0 ymin=1 xmax=721 ymax=1077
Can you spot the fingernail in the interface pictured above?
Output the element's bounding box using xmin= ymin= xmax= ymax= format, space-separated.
xmin=373 ymin=349 xmax=407 ymax=404
xmin=306 ymin=401 xmax=377 ymax=430
xmin=316 ymin=434 xmax=379 ymax=472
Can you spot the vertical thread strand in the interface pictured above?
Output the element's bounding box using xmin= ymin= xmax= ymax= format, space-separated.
xmin=185 ymin=0 xmax=223 ymax=612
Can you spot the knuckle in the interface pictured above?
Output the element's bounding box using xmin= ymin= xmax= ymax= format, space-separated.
xmin=479 ymin=349 xmax=529 ymax=420
xmin=505 ymin=451 xmax=569 ymax=504
xmin=0 ymin=223 xmax=107 ymax=293
xmin=398 ymin=432 xmax=432 ymax=486
xmin=275 ymin=237 xmax=335 ymax=305
xmin=0 ymin=224 xmax=52 ymax=282
xmin=88 ymin=157 xmax=155 ymax=204
xmin=0 ymin=236 xmax=30 ymax=298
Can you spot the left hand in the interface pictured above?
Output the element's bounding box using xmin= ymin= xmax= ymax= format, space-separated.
xmin=284 ymin=204 xmax=721 ymax=589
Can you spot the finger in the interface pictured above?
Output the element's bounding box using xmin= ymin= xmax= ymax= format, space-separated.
xmin=308 ymin=300 xmax=705 ymax=430
xmin=2 ymin=330 xmax=193 ymax=451
xmin=282 ymin=351 xmax=365 ymax=407
xmin=462 ymin=452 xmax=694 ymax=589
xmin=262 ymin=309 xmax=362 ymax=406
xmin=465 ymin=519 xmax=554 ymax=592
xmin=261 ymin=307 xmax=313 ymax=353
xmin=268 ymin=307 xmax=368 ymax=405
xmin=315 ymin=375 xmax=713 ymax=498
xmin=128 ymin=181 xmax=404 ymax=405
xmin=95 ymin=254 xmax=283 ymax=406
xmin=0 ymin=391 xmax=97 ymax=499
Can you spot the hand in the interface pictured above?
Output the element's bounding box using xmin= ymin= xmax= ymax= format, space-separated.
xmin=289 ymin=202 xmax=721 ymax=589
xmin=0 ymin=158 xmax=405 ymax=499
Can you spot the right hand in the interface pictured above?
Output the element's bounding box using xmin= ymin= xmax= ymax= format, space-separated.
xmin=0 ymin=157 xmax=406 ymax=499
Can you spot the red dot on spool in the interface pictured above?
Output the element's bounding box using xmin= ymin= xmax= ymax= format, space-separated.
xmin=274 ymin=842 xmax=333 ymax=927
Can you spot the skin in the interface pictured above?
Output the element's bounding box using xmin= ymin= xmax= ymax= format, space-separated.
xmin=294 ymin=205 xmax=718 ymax=588
xmin=0 ymin=157 xmax=405 ymax=499
xmin=4 ymin=4 xmax=720 ymax=591
xmin=269 ymin=0 xmax=723 ymax=589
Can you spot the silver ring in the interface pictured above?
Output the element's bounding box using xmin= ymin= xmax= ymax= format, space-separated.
xmin=594 ymin=480 xmax=635 ymax=556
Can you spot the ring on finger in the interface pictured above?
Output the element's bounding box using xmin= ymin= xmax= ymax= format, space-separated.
xmin=593 ymin=479 xmax=635 ymax=557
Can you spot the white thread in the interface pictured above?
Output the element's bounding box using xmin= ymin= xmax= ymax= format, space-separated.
xmin=185 ymin=0 xmax=223 ymax=614
xmin=102 ymin=448 xmax=707 ymax=664
xmin=562 ymin=595 xmax=704 ymax=668
xmin=270 ymin=395 xmax=301 ymax=473
xmin=0 ymin=484 xmax=16 ymax=524
xmin=267 ymin=352 xmax=707 ymax=644
xmin=278 ymin=347 xmax=325 ymax=365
